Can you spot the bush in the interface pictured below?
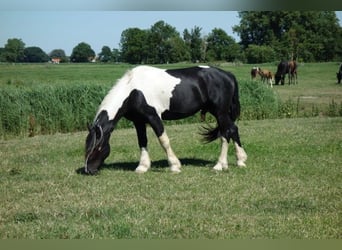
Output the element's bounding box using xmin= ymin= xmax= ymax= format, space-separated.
xmin=239 ymin=80 xmax=280 ymax=120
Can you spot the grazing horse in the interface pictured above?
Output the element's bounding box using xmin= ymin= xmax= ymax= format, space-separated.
xmin=83 ymin=65 xmax=247 ymax=175
xmin=337 ymin=63 xmax=342 ymax=84
xmin=250 ymin=67 xmax=260 ymax=80
xmin=258 ymin=68 xmax=274 ymax=88
xmin=288 ymin=60 xmax=298 ymax=84
xmin=275 ymin=60 xmax=298 ymax=85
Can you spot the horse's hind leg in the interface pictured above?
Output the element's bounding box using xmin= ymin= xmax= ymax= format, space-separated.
xmin=212 ymin=113 xmax=230 ymax=171
xmin=213 ymin=136 xmax=229 ymax=171
xmin=230 ymin=124 xmax=247 ymax=167
xmin=214 ymin=114 xmax=247 ymax=170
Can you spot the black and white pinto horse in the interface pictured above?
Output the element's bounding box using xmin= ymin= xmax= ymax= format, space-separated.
xmin=83 ymin=65 xmax=247 ymax=174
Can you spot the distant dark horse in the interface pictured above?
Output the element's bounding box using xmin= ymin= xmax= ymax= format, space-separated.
xmin=337 ymin=63 xmax=342 ymax=84
xmin=83 ymin=66 xmax=247 ymax=174
xmin=275 ymin=60 xmax=298 ymax=85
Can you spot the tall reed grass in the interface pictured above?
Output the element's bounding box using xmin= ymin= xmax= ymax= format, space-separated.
xmin=0 ymin=80 xmax=278 ymax=138
xmin=0 ymin=83 xmax=108 ymax=138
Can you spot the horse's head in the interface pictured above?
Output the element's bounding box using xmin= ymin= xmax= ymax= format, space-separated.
xmin=84 ymin=123 xmax=110 ymax=175
xmin=275 ymin=73 xmax=282 ymax=85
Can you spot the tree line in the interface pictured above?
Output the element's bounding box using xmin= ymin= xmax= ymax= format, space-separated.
xmin=1 ymin=11 xmax=341 ymax=64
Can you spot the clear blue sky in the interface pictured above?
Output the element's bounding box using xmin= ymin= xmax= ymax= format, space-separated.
xmin=0 ymin=11 xmax=241 ymax=55
xmin=1 ymin=11 xmax=342 ymax=56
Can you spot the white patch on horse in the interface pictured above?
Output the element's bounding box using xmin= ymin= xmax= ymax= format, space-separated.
xmin=135 ymin=147 xmax=151 ymax=173
xmin=96 ymin=70 xmax=133 ymax=120
xmin=96 ymin=66 xmax=181 ymax=120
xmin=213 ymin=137 xmax=229 ymax=171
xmin=158 ymin=132 xmax=181 ymax=172
xmin=199 ymin=65 xmax=210 ymax=68
xmin=131 ymin=66 xmax=181 ymax=117
xmin=234 ymin=142 xmax=247 ymax=167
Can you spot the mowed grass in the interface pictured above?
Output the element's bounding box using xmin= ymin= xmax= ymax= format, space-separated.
xmin=0 ymin=117 xmax=341 ymax=239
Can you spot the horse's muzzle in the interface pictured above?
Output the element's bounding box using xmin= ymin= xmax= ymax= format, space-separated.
xmin=83 ymin=165 xmax=98 ymax=175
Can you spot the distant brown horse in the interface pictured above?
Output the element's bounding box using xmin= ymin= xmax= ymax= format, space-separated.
xmin=288 ymin=60 xmax=298 ymax=84
xmin=258 ymin=68 xmax=274 ymax=87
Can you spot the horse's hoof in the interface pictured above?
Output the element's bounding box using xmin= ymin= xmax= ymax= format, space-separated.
xmin=170 ymin=165 xmax=181 ymax=173
xmin=237 ymin=160 xmax=246 ymax=168
xmin=213 ymin=162 xmax=227 ymax=171
xmin=135 ymin=165 xmax=149 ymax=173
xmin=213 ymin=166 xmax=222 ymax=171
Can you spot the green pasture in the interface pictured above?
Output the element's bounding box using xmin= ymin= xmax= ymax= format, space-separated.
xmin=0 ymin=62 xmax=341 ymax=238
xmin=0 ymin=117 xmax=341 ymax=238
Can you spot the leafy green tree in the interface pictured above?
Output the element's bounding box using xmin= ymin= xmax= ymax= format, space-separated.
xmin=70 ymin=42 xmax=95 ymax=62
xmin=23 ymin=47 xmax=49 ymax=63
xmin=233 ymin=11 xmax=342 ymax=62
xmin=120 ymin=28 xmax=148 ymax=64
xmin=168 ymin=36 xmax=190 ymax=63
xmin=183 ymin=26 xmax=203 ymax=62
xmin=0 ymin=48 xmax=5 ymax=62
xmin=4 ymin=38 xmax=25 ymax=62
xmin=120 ymin=21 xmax=188 ymax=64
xmin=146 ymin=21 xmax=181 ymax=64
xmin=244 ymin=44 xmax=276 ymax=64
xmin=206 ymin=28 xmax=240 ymax=62
xmin=112 ymin=48 xmax=121 ymax=63
xmin=49 ymin=49 xmax=68 ymax=63
xmin=98 ymin=46 xmax=113 ymax=62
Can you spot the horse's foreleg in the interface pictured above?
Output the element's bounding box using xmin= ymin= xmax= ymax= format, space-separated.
xmin=136 ymin=147 xmax=151 ymax=173
xmin=213 ymin=137 xmax=229 ymax=171
xmin=134 ymin=122 xmax=151 ymax=173
xmin=147 ymin=112 xmax=181 ymax=173
xmin=269 ymin=77 xmax=273 ymax=88
xmin=158 ymin=132 xmax=181 ymax=173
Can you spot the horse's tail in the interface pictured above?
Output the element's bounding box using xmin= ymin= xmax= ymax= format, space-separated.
xmin=200 ymin=124 xmax=220 ymax=143
xmin=230 ymin=77 xmax=241 ymax=122
xmin=201 ymin=76 xmax=240 ymax=143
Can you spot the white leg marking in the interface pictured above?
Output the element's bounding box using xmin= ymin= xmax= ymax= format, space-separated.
xmin=135 ymin=147 xmax=151 ymax=173
xmin=234 ymin=142 xmax=247 ymax=167
xmin=213 ymin=137 xmax=229 ymax=171
xmin=159 ymin=132 xmax=181 ymax=173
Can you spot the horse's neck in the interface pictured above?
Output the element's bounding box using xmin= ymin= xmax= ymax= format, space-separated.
xmin=96 ymin=81 xmax=131 ymax=122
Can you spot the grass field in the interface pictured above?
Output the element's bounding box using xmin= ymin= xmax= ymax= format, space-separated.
xmin=0 ymin=62 xmax=341 ymax=239
xmin=0 ymin=117 xmax=341 ymax=239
